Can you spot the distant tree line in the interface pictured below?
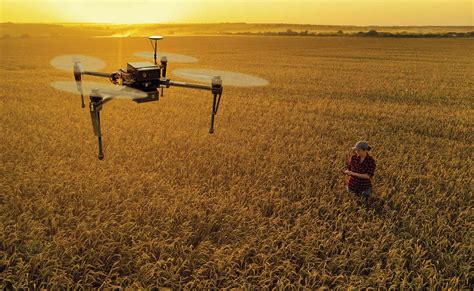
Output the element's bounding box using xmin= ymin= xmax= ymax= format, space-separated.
xmin=1 ymin=33 xmax=30 ymax=39
xmin=225 ymin=29 xmax=474 ymax=38
xmin=2 ymin=28 xmax=473 ymax=39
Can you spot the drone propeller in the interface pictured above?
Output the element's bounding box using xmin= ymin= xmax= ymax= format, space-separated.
xmin=73 ymin=60 xmax=85 ymax=107
xmin=134 ymin=51 xmax=198 ymax=63
xmin=50 ymin=55 xmax=108 ymax=107
xmin=50 ymin=81 xmax=148 ymax=101
xmin=172 ymin=68 xmax=268 ymax=87
xmin=50 ymin=55 xmax=106 ymax=72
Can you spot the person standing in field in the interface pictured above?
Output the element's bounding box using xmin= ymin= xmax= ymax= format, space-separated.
xmin=344 ymin=141 xmax=376 ymax=197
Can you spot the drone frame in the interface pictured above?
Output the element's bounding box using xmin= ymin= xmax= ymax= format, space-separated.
xmin=73 ymin=36 xmax=223 ymax=160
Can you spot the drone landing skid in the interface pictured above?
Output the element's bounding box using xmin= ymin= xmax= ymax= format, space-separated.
xmin=89 ymin=95 xmax=105 ymax=160
xmin=209 ymin=91 xmax=222 ymax=134
xmin=87 ymin=87 xmax=222 ymax=160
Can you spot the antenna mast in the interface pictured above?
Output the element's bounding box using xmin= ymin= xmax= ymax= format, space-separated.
xmin=149 ymin=36 xmax=164 ymax=65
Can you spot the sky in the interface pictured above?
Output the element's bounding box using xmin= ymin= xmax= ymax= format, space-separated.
xmin=0 ymin=0 xmax=472 ymax=26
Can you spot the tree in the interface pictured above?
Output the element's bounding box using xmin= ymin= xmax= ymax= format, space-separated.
xmin=367 ymin=30 xmax=378 ymax=36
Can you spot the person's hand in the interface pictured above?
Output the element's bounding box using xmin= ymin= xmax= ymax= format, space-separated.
xmin=344 ymin=170 xmax=353 ymax=176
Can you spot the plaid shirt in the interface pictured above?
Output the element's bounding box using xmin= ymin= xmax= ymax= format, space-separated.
xmin=347 ymin=154 xmax=376 ymax=193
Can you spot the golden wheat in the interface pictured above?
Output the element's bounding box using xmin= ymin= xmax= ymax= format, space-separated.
xmin=0 ymin=35 xmax=473 ymax=288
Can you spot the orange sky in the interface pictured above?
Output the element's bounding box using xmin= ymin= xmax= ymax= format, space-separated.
xmin=0 ymin=0 xmax=472 ymax=26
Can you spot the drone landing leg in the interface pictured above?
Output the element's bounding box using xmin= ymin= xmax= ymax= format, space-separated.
xmin=209 ymin=92 xmax=222 ymax=134
xmin=209 ymin=93 xmax=217 ymax=134
xmin=97 ymin=135 xmax=104 ymax=160
xmin=90 ymin=96 xmax=104 ymax=160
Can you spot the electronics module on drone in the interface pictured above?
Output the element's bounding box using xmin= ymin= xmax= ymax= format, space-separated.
xmin=51 ymin=36 xmax=224 ymax=160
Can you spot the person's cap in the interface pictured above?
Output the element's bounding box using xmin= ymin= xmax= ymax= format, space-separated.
xmin=352 ymin=141 xmax=371 ymax=151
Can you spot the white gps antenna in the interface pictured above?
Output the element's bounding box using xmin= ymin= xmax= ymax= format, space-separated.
xmin=149 ymin=35 xmax=164 ymax=65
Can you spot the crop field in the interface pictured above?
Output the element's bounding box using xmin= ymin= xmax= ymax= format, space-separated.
xmin=0 ymin=35 xmax=473 ymax=288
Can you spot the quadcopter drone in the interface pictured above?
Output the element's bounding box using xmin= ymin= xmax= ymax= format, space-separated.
xmin=54 ymin=36 xmax=222 ymax=160
xmin=51 ymin=35 xmax=268 ymax=160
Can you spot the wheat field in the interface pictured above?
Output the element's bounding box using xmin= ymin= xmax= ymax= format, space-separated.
xmin=0 ymin=36 xmax=473 ymax=288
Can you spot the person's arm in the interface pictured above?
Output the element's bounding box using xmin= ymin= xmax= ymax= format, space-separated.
xmin=343 ymin=155 xmax=354 ymax=183
xmin=347 ymin=158 xmax=376 ymax=180
xmin=348 ymin=172 xmax=371 ymax=179
xmin=346 ymin=156 xmax=352 ymax=170
xmin=345 ymin=154 xmax=355 ymax=171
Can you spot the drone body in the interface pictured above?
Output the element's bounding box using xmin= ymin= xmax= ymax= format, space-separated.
xmin=66 ymin=36 xmax=223 ymax=160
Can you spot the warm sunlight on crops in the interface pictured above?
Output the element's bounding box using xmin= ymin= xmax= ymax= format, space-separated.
xmin=0 ymin=35 xmax=473 ymax=288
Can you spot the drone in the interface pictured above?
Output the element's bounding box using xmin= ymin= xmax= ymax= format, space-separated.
xmin=51 ymin=35 xmax=268 ymax=160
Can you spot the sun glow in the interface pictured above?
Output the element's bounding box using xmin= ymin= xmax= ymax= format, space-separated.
xmin=0 ymin=0 xmax=472 ymax=25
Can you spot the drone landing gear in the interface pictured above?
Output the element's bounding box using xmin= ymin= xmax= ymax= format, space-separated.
xmin=209 ymin=77 xmax=223 ymax=134
xmin=167 ymin=76 xmax=223 ymax=134
xmin=209 ymin=91 xmax=222 ymax=134
xmin=89 ymin=95 xmax=104 ymax=160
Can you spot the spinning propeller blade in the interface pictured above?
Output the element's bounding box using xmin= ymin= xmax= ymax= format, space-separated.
xmin=50 ymin=81 xmax=148 ymax=101
xmin=50 ymin=55 xmax=106 ymax=72
xmin=50 ymin=55 xmax=108 ymax=107
xmin=172 ymin=68 xmax=269 ymax=87
xmin=73 ymin=60 xmax=85 ymax=107
xmin=134 ymin=52 xmax=198 ymax=63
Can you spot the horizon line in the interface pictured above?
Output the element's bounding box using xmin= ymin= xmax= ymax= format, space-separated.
xmin=2 ymin=21 xmax=473 ymax=27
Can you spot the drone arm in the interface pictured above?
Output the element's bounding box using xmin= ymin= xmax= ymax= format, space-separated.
xmin=82 ymin=71 xmax=112 ymax=78
xmin=168 ymin=80 xmax=214 ymax=91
